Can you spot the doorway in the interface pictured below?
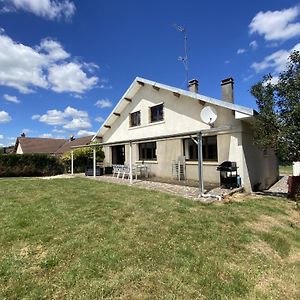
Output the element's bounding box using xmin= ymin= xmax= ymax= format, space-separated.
xmin=112 ymin=145 xmax=125 ymax=164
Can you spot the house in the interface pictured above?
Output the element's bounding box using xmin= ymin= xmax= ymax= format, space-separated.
xmin=92 ymin=77 xmax=279 ymax=192
xmin=14 ymin=135 xmax=93 ymax=155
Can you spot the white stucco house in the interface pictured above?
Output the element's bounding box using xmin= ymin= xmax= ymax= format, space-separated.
xmin=92 ymin=77 xmax=279 ymax=192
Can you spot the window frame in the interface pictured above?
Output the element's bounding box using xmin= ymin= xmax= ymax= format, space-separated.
xmin=138 ymin=142 xmax=157 ymax=161
xmin=149 ymin=103 xmax=164 ymax=123
xmin=129 ymin=110 xmax=141 ymax=127
xmin=183 ymin=135 xmax=218 ymax=162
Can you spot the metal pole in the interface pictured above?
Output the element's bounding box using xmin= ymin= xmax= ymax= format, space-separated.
xmin=197 ymin=132 xmax=204 ymax=195
xmin=129 ymin=142 xmax=133 ymax=184
xmin=93 ymin=147 xmax=96 ymax=178
xmin=71 ymin=150 xmax=74 ymax=175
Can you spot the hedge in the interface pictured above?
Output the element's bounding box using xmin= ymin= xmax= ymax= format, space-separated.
xmin=0 ymin=154 xmax=65 ymax=177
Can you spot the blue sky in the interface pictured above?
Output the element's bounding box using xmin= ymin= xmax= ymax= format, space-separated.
xmin=0 ymin=0 xmax=299 ymax=146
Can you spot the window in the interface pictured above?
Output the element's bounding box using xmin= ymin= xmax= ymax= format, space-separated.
xmin=150 ymin=103 xmax=164 ymax=123
xmin=130 ymin=111 xmax=141 ymax=127
xmin=183 ymin=136 xmax=218 ymax=161
xmin=139 ymin=142 xmax=157 ymax=160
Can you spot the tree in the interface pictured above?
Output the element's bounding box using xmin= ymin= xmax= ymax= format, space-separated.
xmin=251 ymin=51 xmax=300 ymax=163
xmin=62 ymin=142 xmax=105 ymax=172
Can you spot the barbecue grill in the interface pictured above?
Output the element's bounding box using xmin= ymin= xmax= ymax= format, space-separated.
xmin=217 ymin=161 xmax=239 ymax=189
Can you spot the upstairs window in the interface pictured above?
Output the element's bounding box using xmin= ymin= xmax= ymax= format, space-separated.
xmin=183 ymin=136 xmax=218 ymax=161
xmin=139 ymin=142 xmax=157 ymax=161
xmin=130 ymin=111 xmax=141 ymax=127
xmin=150 ymin=103 xmax=164 ymax=123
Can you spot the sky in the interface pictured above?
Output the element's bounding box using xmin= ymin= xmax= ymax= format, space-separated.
xmin=0 ymin=0 xmax=299 ymax=146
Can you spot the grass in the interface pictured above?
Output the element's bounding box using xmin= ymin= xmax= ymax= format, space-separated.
xmin=0 ymin=177 xmax=299 ymax=299
xmin=279 ymin=164 xmax=293 ymax=175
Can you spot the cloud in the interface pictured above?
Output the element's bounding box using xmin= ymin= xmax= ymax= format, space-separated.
xmin=95 ymin=99 xmax=112 ymax=108
xmin=77 ymin=130 xmax=96 ymax=137
xmin=0 ymin=110 xmax=12 ymax=123
xmin=251 ymin=43 xmax=300 ymax=73
xmin=237 ymin=48 xmax=246 ymax=55
xmin=52 ymin=128 xmax=65 ymax=133
xmin=3 ymin=94 xmax=20 ymax=103
xmin=1 ymin=0 xmax=76 ymax=21
xmin=39 ymin=133 xmax=53 ymax=138
xmin=48 ymin=62 xmax=98 ymax=93
xmin=32 ymin=114 xmax=40 ymax=120
xmin=0 ymin=30 xmax=98 ymax=94
xmin=21 ymin=128 xmax=33 ymax=135
xmin=0 ymin=134 xmax=3 ymax=139
xmin=249 ymin=40 xmax=258 ymax=50
xmin=35 ymin=106 xmax=92 ymax=130
xmin=249 ymin=5 xmax=300 ymax=41
xmin=95 ymin=116 xmax=104 ymax=123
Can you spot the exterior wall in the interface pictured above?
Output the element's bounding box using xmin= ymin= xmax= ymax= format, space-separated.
xmin=102 ymin=85 xmax=240 ymax=144
xmin=100 ymin=84 xmax=279 ymax=191
xmin=16 ymin=143 xmax=23 ymax=154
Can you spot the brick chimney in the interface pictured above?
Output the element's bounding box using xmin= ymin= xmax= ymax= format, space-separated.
xmin=221 ymin=77 xmax=234 ymax=103
xmin=188 ymin=79 xmax=199 ymax=93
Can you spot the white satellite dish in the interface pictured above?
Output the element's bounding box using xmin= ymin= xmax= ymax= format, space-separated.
xmin=200 ymin=106 xmax=218 ymax=124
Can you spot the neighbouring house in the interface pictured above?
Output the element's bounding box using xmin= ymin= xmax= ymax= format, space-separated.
xmin=14 ymin=135 xmax=93 ymax=155
xmin=92 ymin=77 xmax=279 ymax=192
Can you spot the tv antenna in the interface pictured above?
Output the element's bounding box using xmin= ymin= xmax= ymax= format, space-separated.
xmin=173 ymin=24 xmax=189 ymax=87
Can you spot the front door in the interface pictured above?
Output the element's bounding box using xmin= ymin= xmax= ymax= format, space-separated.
xmin=112 ymin=145 xmax=125 ymax=165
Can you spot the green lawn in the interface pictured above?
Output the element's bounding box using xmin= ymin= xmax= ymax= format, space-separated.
xmin=279 ymin=164 xmax=293 ymax=175
xmin=0 ymin=178 xmax=299 ymax=299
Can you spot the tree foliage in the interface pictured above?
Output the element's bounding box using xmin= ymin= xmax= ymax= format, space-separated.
xmin=62 ymin=142 xmax=105 ymax=172
xmin=251 ymin=51 xmax=300 ymax=163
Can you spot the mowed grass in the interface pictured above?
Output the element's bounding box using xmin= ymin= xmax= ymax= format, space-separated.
xmin=0 ymin=178 xmax=299 ymax=299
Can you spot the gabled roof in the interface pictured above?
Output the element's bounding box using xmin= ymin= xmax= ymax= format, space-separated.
xmin=15 ymin=137 xmax=67 ymax=154
xmin=93 ymin=77 xmax=256 ymax=139
xmin=55 ymin=135 xmax=93 ymax=154
xmin=15 ymin=136 xmax=93 ymax=155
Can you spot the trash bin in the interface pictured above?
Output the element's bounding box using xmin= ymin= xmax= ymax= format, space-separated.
xmin=217 ymin=161 xmax=239 ymax=189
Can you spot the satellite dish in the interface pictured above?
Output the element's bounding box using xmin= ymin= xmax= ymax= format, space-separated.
xmin=200 ymin=106 xmax=218 ymax=124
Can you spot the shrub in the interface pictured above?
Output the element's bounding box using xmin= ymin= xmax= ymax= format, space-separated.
xmin=0 ymin=153 xmax=64 ymax=177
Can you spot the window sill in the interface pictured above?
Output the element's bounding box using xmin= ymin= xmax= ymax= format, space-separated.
xmin=136 ymin=160 xmax=158 ymax=164
xmin=186 ymin=161 xmax=219 ymax=166
xmin=128 ymin=120 xmax=165 ymax=130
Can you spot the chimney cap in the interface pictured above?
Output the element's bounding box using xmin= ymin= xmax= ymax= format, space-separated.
xmin=221 ymin=77 xmax=234 ymax=85
xmin=188 ymin=79 xmax=199 ymax=86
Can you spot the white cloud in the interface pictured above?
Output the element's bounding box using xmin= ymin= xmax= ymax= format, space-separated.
xmin=0 ymin=110 xmax=12 ymax=123
xmin=21 ymin=128 xmax=33 ymax=135
xmin=1 ymin=0 xmax=76 ymax=21
xmin=249 ymin=5 xmax=300 ymax=41
xmin=251 ymin=43 xmax=300 ymax=73
xmin=0 ymin=30 xmax=99 ymax=94
xmin=39 ymin=38 xmax=70 ymax=61
xmin=39 ymin=133 xmax=53 ymax=138
xmin=224 ymin=60 xmax=230 ymax=64
xmin=237 ymin=48 xmax=246 ymax=55
xmin=77 ymin=130 xmax=96 ymax=137
xmin=95 ymin=116 xmax=104 ymax=123
xmin=52 ymin=128 xmax=65 ymax=133
xmin=32 ymin=114 xmax=40 ymax=120
xmin=262 ymin=76 xmax=279 ymax=86
xmin=249 ymin=40 xmax=258 ymax=50
xmin=48 ymin=62 xmax=98 ymax=93
xmin=95 ymin=99 xmax=112 ymax=108
xmin=63 ymin=118 xmax=91 ymax=130
xmin=35 ymin=106 xmax=92 ymax=131
xmin=0 ymin=134 xmax=3 ymax=139
xmin=3 ymin=94 xmax=20 ymax=103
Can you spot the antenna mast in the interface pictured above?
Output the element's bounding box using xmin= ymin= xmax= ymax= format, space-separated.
xmin=174 ymin=24 xmax=189 ymax=87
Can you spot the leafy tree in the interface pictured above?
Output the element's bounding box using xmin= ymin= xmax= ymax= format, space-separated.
xmin=62 ymin=142 xmax=105 ymax=172
xmin=251 ymin=51 xmax=300 ymax=163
